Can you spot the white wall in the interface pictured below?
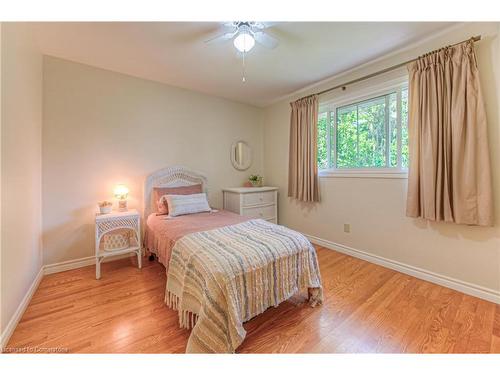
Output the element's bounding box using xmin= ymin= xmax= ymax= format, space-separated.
xmin=1 ymin=23 xmax=43 ymax=337
xmin=263 ymin=22 xmax=500 ymax=295
xmin=42 ymin=56 xmax=264 ymax=265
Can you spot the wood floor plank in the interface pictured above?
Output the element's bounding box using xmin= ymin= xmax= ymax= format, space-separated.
xmin=5 ymin=246 xmax=499 ymax=353
xmin=465 ymin=300 xmax=496 ymax=353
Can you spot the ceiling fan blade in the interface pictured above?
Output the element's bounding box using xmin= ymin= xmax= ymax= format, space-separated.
xmin=222 ymin=21 xmax=238 ymax=29
xmin=204 ymin=31 xmax=237 ymax=44
xmin=252 ymin=22 xmax=277 ymax=30
xmin=253 ymin=31 xmax=279 ymax=49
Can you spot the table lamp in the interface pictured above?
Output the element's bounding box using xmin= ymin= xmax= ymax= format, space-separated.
xmin=114 ymin=184 xmax=129 ymax=212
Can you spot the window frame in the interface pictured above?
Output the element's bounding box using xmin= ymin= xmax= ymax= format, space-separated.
xmin=318 ymin=78 xmax=409 ymax=179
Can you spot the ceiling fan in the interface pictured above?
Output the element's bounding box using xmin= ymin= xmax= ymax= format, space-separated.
xmin=205 ymin=22 xmax=279 ymax=53
xmin=205 ymin=22 xmax=278 ymax=83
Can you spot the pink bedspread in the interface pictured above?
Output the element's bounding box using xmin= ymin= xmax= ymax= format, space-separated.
xmin=144 ymin=210 xmax=249 ymax=268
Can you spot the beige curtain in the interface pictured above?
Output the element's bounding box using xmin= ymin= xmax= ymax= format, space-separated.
xmin=288 ymin=95 xmax=320 ymax=202
xmin=406 ymin=39 xmax=493 ymax=226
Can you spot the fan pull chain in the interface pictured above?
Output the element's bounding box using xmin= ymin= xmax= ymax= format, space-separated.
xmin=242 ymin=50 xmax=246 ymax=83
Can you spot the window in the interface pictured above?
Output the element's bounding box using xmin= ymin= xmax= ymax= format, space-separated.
xmin=318 ymin=85 xmax=408 ymax=176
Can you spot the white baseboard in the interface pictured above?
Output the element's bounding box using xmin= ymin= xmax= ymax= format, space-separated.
xmin=307 ymin=234 xmax=500 ymax=305
xmin=1 ymin=266 xmax=44 ymax=350
xmin=44 ymin=253 xmax=134 ymax=275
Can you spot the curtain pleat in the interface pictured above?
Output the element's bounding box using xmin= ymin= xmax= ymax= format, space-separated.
xmin=288 ymin=95 xmax=320 ymax=202
xmin=406 ymin=40 xmax=493 ymax=226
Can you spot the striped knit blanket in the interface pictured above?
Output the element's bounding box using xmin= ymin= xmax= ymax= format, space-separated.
xmin=165 ymin=219 xmax=323 ymax=353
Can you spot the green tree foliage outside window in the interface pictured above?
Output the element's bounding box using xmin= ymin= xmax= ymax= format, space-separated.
xmin=318 ymin=87 xmax=408 ymax=170
xmin=317 ymin=112 xmax=329 ymax=169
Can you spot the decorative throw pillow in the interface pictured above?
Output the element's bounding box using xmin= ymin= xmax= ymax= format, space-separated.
xmin=165 ymin=193 xmax=211 ymax=217
xmin=153 ymin=184 xmax=203 ymax=215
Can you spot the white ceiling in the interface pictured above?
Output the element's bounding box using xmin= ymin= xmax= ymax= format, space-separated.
xmin=34 ymin=22 xmax=456 ymax=107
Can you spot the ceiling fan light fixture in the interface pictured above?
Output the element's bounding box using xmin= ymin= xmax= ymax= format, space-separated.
xmin=233 ymin=31 xmax=255 ymax=53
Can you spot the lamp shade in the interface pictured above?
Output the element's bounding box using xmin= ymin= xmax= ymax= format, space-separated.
xmin=113 ymin=184 xmax=129 ymax=200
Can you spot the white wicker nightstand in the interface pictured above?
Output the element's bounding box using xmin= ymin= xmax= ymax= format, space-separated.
xmin=94 ymin=209 xmax=142 ymax=279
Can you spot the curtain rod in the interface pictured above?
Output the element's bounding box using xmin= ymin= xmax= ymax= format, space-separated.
xmin=297 ymin=35 xmax=481 ymax=102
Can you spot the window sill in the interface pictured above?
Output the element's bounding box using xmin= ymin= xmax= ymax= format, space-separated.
xmin=319 ymin=169 xmax=408 ymax=179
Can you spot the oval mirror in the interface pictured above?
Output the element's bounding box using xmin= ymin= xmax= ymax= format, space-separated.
xmin=230 ymin=141 xmax=252 ymax=171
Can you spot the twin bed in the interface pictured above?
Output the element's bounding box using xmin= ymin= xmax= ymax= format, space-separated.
xmin=143 ymin=166 xmax=323 ymax=353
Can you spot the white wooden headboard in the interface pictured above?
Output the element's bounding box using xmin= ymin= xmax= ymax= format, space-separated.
xmin=143 ymin=165 xmax=208 ymax=219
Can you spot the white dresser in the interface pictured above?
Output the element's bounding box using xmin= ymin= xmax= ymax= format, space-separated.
xmin=222 ymin=186 xmax=278 ymax=224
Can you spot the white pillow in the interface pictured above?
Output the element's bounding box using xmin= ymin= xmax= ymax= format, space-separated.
xmin=164 ymin=193 xmax=211 ymax=217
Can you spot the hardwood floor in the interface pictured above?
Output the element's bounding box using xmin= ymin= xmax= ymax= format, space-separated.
xmin=5 ymin=246 xmax=500 ymax=353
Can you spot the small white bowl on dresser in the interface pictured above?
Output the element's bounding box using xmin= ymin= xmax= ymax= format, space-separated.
xmin=222 ymin=186 xmax=278 ymax=224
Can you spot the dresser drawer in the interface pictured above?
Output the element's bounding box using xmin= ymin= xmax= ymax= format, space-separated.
xmin=242 ymin=191 xmax=276 ymax=206
xmin=241 ymin=204 xmax=276 ymax=220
